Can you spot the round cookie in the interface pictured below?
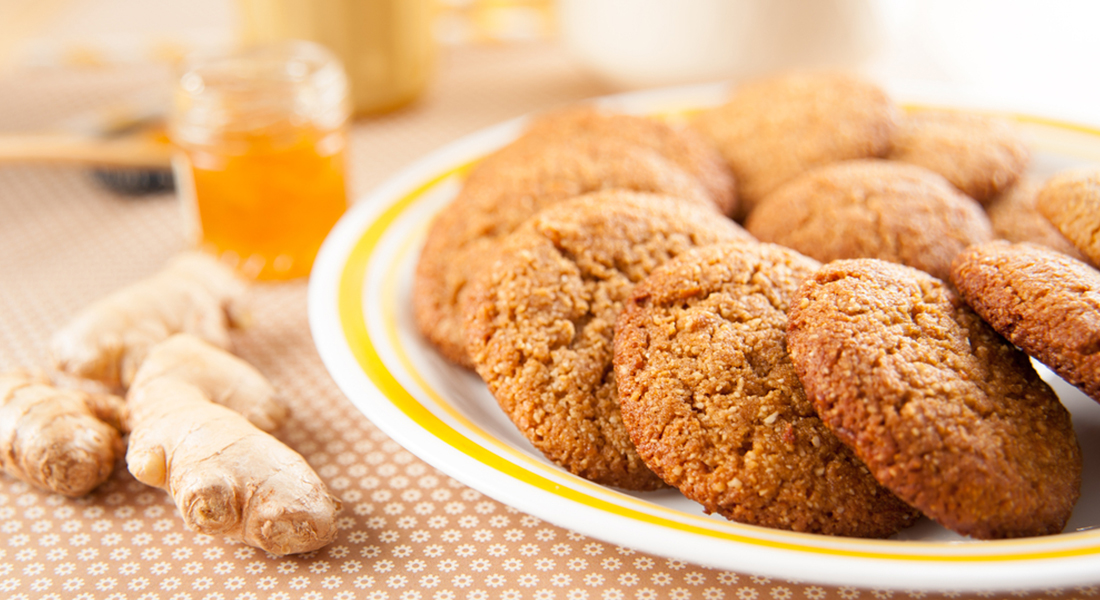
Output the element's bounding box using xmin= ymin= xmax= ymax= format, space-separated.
xmin=951 ymin=240 xmax=1100 ymax=403
xmin=413 ymin=133 xmax=720 ymax=368
xmin=691 ymin=71 xmax=898 ymax=220
xmin=788 ymin=258 xmax=1081 ymax=539
xmin=745 ymin=159 xmax=993 ymax=281
xmin=1037 ymin=167 xmax=1100 ymax=266
xmin=614 ymin=243 xmax=920 ymax=537
xmin=985 ymin=177 xmax=1090 ymax=263
xmin=464 ymin=191 xmax=753 ymax=491
xmin=520 ymin=106 xmax=738 ymax=217
xmin=888 ymin=109 xmax=1031 ymax=203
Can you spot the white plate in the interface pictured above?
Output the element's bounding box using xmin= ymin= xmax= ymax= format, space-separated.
xmin=309 ymin=81 xmax=1100 ymax=592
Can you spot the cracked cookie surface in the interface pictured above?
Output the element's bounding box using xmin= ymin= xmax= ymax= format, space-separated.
xmin=692 ymin=71 xmax=897 ymax=220
xmin=613 ymin=243 xmax=920 ymax=537
xmin=788 ymin=258 xmax=1081 ymax=539
xmin=464 ymin=191 xmax=752 ymax=490
xmin=745 ymin=159 xmax=992 ymax=281
xmin=413 ymin=126 xmax=722 ymax=368
xmin=951 ymin=240 xmax=1100 ymax=403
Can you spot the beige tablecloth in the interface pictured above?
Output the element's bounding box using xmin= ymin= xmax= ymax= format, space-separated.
xmin=0 ymin=42 xmax=1095 ymax=600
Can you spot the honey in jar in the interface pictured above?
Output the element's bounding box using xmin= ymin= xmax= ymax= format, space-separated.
xmin=170 ymin=41 xmax=350 ymax=280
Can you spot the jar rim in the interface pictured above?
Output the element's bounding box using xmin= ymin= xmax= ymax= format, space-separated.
xmin=170 ymin=40 xmax=349 ymax=148
xmin=176 ymin=40 xmax=347 ymax=99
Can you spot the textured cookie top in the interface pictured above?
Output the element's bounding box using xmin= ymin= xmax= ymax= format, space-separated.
xmin=951 ymin=240 xmax=1100 ymax=403
xmin=745 ymin=159 xmax=993 ymax=281
xmin=464 ymin=191 xmax=753 ymax=490
xmin=692 ymin=71 xmax=897 ymax=219
xmin=888 ymin=109 xmax=1031 ymax=203
xmin=613 ymin=243 xmax=920 ymax=537
xmin=1037 ymin=167 xmax=1100 ymax=266
xmin=521 ymin=106 xmax=738 ymax=216
xmin=413 ymin=133 xmax=719 ymax=368
xmin=985 ymin=177 xmax=1089 ymax=262
xmin=788 ymin=258 xmax=1081 ymax=539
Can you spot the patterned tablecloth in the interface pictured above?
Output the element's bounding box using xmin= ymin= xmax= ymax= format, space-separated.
xmin=0 ymin=41 xmax=1097 ymax=600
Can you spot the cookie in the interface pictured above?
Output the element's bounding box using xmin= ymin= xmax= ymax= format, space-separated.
xmin=413 ymin=133 xmax=720 ymax=368
xmin=985 ymin=177 xmax=1089 ymax=262
xmin=464 ymin=191 xmax=753 ymax=490
xmin=520 ymin=106 xmax=738 ymax=216
xmin=1036 ymin=167 xmax=1100 ymax=266
xmin=888 ymin=109 xmax=1031 ymax=203
xmin=951 ymin=240 xmax=1100 ymax=403
xmin=692 ymin=71 xmax=898 ymax=220
xmin=788 ymin=258 xmax=1081 ymax=539
xmin=745 ymin=159 xmax=993 ymax=281
xmin=614 ymin=243 xmax=920 ymax=537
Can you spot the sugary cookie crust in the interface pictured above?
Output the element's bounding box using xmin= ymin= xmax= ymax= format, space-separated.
xmin=522 ymin=107 xmax=738 ymax=217
xmin=614 ymin=243 xmax=920 ymax=537
xmin=745 ymin=159 xmax=992 ymax=281
xmin=985 ymin=177 xmax=1090 ymax=262
xmin=889 ymin=109 xmax=1031 ymax=203
xmin=787 ymin=258 xmax=1081 ymax=539
xmin=692 ymin=71 xmax=897 ymax=220
xmin=463 ymin=191 xmax=752 ymax=490
xmin=1036 ymin=167 xmax=1100 ymax=266
xmin=951 ymin=240 xmax=1100 ymax=403
xmin=413 ymin=132 xmax=720 ymax=368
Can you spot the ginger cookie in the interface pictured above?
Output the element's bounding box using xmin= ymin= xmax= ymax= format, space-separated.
xmin=788 ymin=258 xmax=1081 ymax=539
xmin=888 ymin=109 xmax=1031 ymax=203
xmin=951 ymin=240 xmax=1100 ymax=403
xmin=413 ymin=133 xmax=720 ymax=368
xmin=520 ymin=106 xmax=738 ymax=216
xmin=985 ymin=177 xmax=1089 ymax=262
xmin=1037 ymin=167 xmax=1100 ymax=266
xmin=614 ymin=243 xmax=920 ymax=537
xmin=464 ymin=191 xmax=753 ymax=490
xmin=745 ymin=159 xmax=993 ymax=281
xmin=692 ymin=71 xmax=897 ymax=220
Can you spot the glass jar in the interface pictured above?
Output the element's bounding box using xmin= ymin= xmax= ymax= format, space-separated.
xmin=170 ymin=40 xmax=350 ymax=280
xmin=236 ymin=0 xmax=435 ymax=115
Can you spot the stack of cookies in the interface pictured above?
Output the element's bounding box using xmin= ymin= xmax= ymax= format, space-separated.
xmin=413 ymin=70 xmax=1100 ymax=541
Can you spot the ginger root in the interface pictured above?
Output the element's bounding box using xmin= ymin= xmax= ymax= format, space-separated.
xmin=0 ymin=371 xmax=126 ymax=496
xmin=51 ymin=251 xmax=249 ymax=389
xmin=126 ymin=334 xmax=339 ymax=555
xmin=129 ymin=333 xmax=288 ymax=432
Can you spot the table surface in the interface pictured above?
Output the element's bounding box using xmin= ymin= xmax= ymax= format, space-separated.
xmin=1 ymin=40 xmax=1098 ymax=600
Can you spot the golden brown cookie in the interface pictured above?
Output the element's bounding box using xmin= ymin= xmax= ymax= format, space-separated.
xmin=692 ymin=71 xmax=898 ymax=220
xmin=413 ymin=133 xmax=720 ymax=368
xmin=520 ymin=106 xmax=738 ymax=216
xmin=614 ymin=243 xmax=920 ymax=537
xmin=788 ymin=258 xmax=1081 ymax=539
xmin=888 ymin=109 xmax=1031 ymax=203
xmin=951 ymin=240 xmax=1100 ymax=403
xmin=745 ymin=159 xmax=993 ymax=281
xmin=1037 ymin=167 xmax=1100 ymax=265
xmin=464 ymin=191 xmax=753 ymax=490
xmin=985 ymin=177 xmax=1089 ymax=262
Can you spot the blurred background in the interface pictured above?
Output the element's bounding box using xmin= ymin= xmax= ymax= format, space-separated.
xmin=1 ymin=0 xmax=1098 ymax=117
xmin=1 ymin=0 xmax=1099 ymax=203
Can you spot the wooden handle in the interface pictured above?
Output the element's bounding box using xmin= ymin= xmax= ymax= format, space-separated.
xmin=0 ymin=133 xmax=174 ymax=169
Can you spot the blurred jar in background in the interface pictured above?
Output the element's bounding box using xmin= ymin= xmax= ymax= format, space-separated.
xmin=237 ymin=0 xmax=435 ymax=115
xmin=170 ymin=40 xmax=350 ymax=281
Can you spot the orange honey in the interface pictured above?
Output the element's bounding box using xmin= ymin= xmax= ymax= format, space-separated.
xmin=171 ymin=41 xmax=351 ymax=281
xmin=183 ymin=127 xmax=347 ymax=280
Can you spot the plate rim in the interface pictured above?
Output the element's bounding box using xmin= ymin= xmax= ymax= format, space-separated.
xmin=309 ymin=79 xmax=1100 ymax=591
